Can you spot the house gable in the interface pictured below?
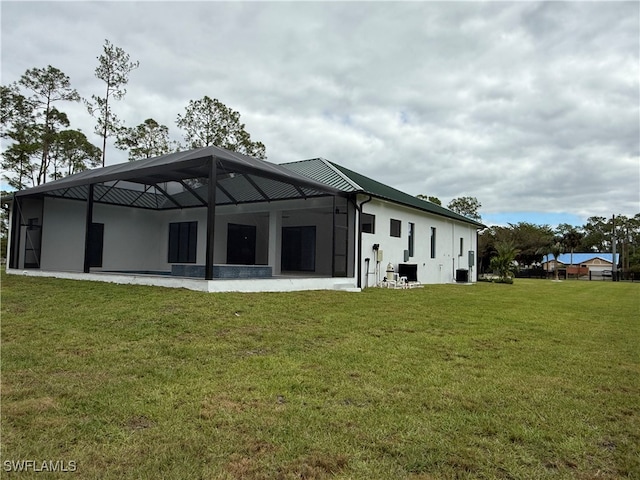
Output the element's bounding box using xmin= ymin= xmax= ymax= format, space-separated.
xmin=542 ymin=253 xmax=619 ymax=266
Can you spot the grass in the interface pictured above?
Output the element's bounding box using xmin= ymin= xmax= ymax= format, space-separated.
xmin=1 ymin=272 xmax=639 ymax=479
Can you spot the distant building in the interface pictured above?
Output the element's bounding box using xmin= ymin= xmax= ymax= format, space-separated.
xmin=542 ymin=253 xmax=619 ymax=276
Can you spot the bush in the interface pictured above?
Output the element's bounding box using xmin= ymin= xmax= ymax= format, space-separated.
xmin=494 ymin=277 xmax=514 ymax=284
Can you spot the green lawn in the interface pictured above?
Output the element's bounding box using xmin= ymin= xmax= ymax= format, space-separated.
xmin=1 ymin=273 xmax=639 ymax=479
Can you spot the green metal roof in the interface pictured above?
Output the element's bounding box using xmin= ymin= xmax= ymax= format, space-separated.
xmin=282 ymin=158 xmax=359 ymax=192
xmin=281 ymin=158 xmax=485 ymax=228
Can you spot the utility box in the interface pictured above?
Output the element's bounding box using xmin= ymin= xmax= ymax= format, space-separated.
xmin=398 ymin=263 xmax=418 ymax=282
xmin=468 ymin=251 xmax=475 ymax=267
xmin=456 ymin=269 xmax=469 ymax=283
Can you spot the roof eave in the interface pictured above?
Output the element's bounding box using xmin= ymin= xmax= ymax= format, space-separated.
xmin=13 ymin=147 xmax=342 ymax=199
xmin=357 ymin=191 xmax=486 ymax=228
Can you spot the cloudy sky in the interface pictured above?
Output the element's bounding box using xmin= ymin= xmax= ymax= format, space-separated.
xmin=2 ymin=1 xmax=638 ymax=227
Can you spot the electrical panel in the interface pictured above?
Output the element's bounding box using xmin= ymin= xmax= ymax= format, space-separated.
xmin=468 ymin=250 xmax=475 ymax=267
xmin=377 ymin=250 xmax=384 ymax=262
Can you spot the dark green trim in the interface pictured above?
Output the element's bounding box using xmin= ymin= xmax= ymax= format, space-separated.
xmin=329 ymin=162 xmax=485 ymax=228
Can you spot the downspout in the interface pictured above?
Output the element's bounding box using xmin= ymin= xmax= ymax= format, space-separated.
xmin=452 ymin=221 xmax=455 ymax=282
xmin=476 ymin=229 xmax=480 ymax=275
xmin=354 ymin=194 xmax=372 ymax=289
xmin=475 ymin=228 xmax=480 ymax=281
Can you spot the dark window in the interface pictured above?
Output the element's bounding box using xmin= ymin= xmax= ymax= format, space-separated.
xmin=361 ymin=213 xmax=375 ymax=234
xmin=430 ymin=227 xmax=437 ymax=259
xmin=168 ymin=221 xmax=197 ymax=263
xmin=227 ymin=223 xmax=256 ymax=265
xmin=89 ymin=223 xmax=104 ymax=268
xmin=408 ymin=222 xmax=415 ymax=257
xmin=282 ymin=226 xmax=316 ymax=272
xmin=459 ymin=237 xmax=464 ymax=256
xmin=390 ymin=219 xmax=401 ymax=237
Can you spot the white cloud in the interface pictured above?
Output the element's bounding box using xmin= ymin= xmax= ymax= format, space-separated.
xmin=1 ymin=1 xmax=638 ymax=225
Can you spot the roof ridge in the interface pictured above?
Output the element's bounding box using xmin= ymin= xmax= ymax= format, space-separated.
xmin=318 ymin=158 xmax=362 ymax=191
xmin=543 ymin=252 xmax=618 ymax=262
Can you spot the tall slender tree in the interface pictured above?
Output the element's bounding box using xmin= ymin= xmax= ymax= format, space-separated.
xmin=1 ymin=84 xmax=36 ymax=189
xmin=2 ymin=67 xmax=81 ymax=188
xmin=18 ymin=66 xmax=80 ymax=184
xmin=86 ymin=39 xmax=139 ymax=166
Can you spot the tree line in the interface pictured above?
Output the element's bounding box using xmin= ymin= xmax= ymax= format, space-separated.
xmin=414 ymin=195 xmax=639 ymax=277
xmin=1 ymin=40 xmax=265 ymax=191
xmin=479 ymin=215 xmax=640 ymax=279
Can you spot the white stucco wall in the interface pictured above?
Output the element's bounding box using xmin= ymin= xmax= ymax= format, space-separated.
xmin=38 ymin=195 xmax=338 ymax=274
xmin=40 ymin=197 xmax=86 ymax=272
xmin=39 ymin=200 xmax=279 ymax=272
xmin=36 ymin=194 xmax=476 ymax=286
xmin=40 ymin=198 xmax=168 ymax=272
xmin=93 ymin=203 xmax=166 ymax=271
xmin=357 ymin=196 xmax=479 ymax=286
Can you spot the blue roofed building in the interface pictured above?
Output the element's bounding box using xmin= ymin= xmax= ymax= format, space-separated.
xmin=541 ymin=253 xmax=620 ymax=276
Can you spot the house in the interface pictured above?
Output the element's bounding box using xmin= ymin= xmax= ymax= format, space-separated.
xmin=541 ymin=253 xmax=619 ymax=276
xmin=6 ymin=146 xmax=484 ymax=292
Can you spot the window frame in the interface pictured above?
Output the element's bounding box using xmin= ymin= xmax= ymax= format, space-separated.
xmin=281 ymin=225 xmax=317 ymax=272
xmin=361 ymin=213 xmax=375 ymax=234
xmin=390 ymin=218 xmax=401 ymax=238
xmin=168 ymin=221 xmax=198 ymax=263
xmin=408 ymin=222 xmax=415 ymax=257
xmin=430 ymin=227 xmax=437 ymax=259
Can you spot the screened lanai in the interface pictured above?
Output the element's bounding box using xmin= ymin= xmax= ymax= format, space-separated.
xmin=8 ymin=146 xmax=354 ymax=284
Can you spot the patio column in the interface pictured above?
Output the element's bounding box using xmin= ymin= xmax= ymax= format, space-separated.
xmin=268 ymin=210 xmax=282 ymax=276
xmin=205 ymin=158 xmax=217 ymax=280
xmin=83 ymin=183 xmax=95 ymax=273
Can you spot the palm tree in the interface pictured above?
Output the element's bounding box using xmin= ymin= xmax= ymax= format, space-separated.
xmin=557 ymin=224 xmax=584 ymax=279
xmin=490 ymin=241 xmax=519 ymax=283
xmin=549 ymin=240 xmax=564 ymax=281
